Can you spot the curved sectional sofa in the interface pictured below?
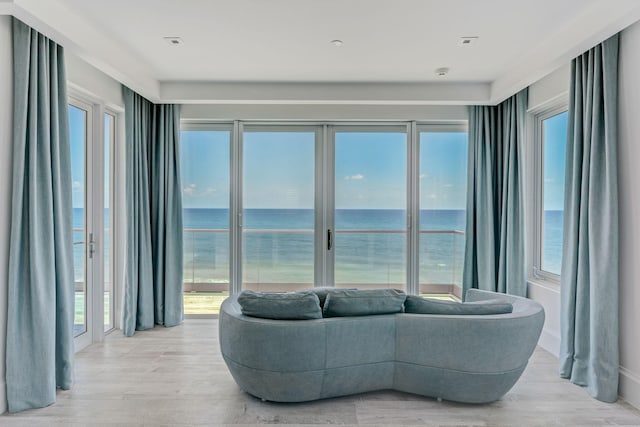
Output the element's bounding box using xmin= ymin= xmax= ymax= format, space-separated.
xmin=219 ymin=289 xmax=544 ymax=404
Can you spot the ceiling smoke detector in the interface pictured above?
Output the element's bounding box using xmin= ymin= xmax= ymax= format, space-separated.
xmin=458 ymin=36 xmax=479 ymax=46
xmin=330 ymin=39 xmax=344 ymax=47
xmin=163 ymin=37 xmax=183 ymax=46
xmin=435 ymin=67 xmax=450 ymax=77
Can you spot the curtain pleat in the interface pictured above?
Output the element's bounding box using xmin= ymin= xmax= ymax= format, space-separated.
xmin=463 ymin=89 xmax=527 ymax=298
xmin=6 ymin=18 xmax=75 ymax=413
xmin=560 ymin=33 xmax=619 ymax=403
xmin=122 ymin=86 xmax=183 ymax=337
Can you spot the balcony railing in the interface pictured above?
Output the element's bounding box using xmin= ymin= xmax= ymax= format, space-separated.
xmin=182 ymin=228 xmax=465 ymax=295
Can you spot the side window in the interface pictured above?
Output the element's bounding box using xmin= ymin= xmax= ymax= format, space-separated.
xmin=535 ymin=110 xmax=568 ymax=279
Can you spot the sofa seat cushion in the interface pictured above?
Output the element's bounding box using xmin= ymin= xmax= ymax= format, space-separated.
xmin=323 ymin=289 xmax=406 ymax=317
xmin=237 ymin=290 xmax=322 ymax=320
xmin=404 ymin=295 xmax=513 ymax=315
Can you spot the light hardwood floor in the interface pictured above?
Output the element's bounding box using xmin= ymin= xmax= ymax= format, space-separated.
xmin=2 ymin=319 xmax=640 ymax=426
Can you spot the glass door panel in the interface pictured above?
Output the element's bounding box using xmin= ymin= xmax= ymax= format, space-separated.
xmin=103 ymin=113 xmax=114 ymax=331
xmin=242 ymin=130 xmax=315 ymax=292
xmin=418 ymin=130 xmax=467 ymax=299
xmin=334 ymin=130 xmax=407 ymax=290
xmin=69 ymin=104 xmax=87 ymax=337
xmin=541 ymin=111 xmax=568 ymax=275
xmin=181 ymin=130 xmax=231 ymax=315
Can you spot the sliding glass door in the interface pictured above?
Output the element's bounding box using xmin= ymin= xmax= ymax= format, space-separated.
xmin=180 ymin=127 xmax=231 ymax=314
xmin=418 ymin=126 xmax=467 ymax=298
xmin=178 ymin=122 xmax=468 ymax=308
xmin=333 ymin=128 xmax=408 ymax=290
xmin=242 ymin=128 xmax=317 ymax=292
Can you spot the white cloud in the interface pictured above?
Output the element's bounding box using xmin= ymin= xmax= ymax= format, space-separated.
xmin=419 ymin=174 xmax=426 ymax=179
xmin=443 ymin=183 xmax=454 ymax=188
xmin=183 ymin=183 xmax=197 ymax=195
xmin=344 ymin=173 xmax=365 ymax=180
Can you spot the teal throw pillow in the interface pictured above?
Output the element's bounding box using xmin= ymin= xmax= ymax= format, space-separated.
xmin=322 ymin=289 xmax=406 ymax=317
xmin=237 ymin=290 xmax=322 ymax=320
xmin=404 ymin=295 xmax=513 ymax=315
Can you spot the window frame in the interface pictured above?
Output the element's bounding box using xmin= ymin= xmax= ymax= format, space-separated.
xmin=531 ymin=104 xmax=568 ymax=283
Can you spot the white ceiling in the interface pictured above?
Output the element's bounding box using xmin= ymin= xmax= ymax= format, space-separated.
xmin=5 ymin=0 xmax=640 ymax=104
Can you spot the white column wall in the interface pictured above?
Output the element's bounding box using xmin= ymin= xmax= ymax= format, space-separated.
xmin=617 ymin=19 xmax=640 ymax=409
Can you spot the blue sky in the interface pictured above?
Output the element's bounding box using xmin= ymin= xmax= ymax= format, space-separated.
xmin=543 ymin=112 xmax=568 ymax=211
xmin=71 ymin=115 xmax=567 ymax=212
xmin=69 ymin=105 xmax=86 ymax=210
xmin=69 ymin=106 xmax=113 ymax=211
xmin=180 ymin=129 xmax=469 ymax=210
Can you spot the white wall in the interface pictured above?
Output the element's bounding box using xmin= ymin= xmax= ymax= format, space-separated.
xmin=617 ymin=19 xmax=640 ymax=409
xmin=181 ymin=103 xmax=468 ymax=122
xmin=66 ymin=52 xmax=124 ymax=110
xmin=0 ymin=14 xmax=12 ymax=414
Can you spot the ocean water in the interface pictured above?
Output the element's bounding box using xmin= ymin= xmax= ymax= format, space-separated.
xmin=73 ymin=208 xmax=563 ymax=287
xmin=183 ymin=208 xmax=468 ymax=287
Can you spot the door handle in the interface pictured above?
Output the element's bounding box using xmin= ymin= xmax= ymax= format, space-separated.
xmin=88 ymin=232 xmax=96 ymax=259
xmin=327 ymin=229 xmax=333 ymax=251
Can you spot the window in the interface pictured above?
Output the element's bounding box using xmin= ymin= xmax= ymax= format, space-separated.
xmin=179 ymin=122 xmax=467 ymax=312
xmin=418 ymin=127 xmax=467 ymax=298
xmin=180 ymin=128 xmax=231 ymax=314
xmin=534 ymin=109 xmax=568 ymax=278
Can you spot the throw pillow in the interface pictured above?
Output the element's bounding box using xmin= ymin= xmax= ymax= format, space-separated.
xmin=237 ymin=290 xmax=322 ymax=320
xmin=322 ymin=289 xmax=406 ymax=317
xmin=404 ymin=295 xmax=513 ymax=315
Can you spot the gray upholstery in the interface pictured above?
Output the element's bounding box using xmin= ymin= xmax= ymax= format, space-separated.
xmin=219 ymin=289 xmax=544 ymax=404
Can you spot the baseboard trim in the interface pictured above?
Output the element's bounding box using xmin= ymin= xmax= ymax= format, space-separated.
xmin=620 ymin=366 xmax=640 ymax=410
xmin=0 ymin=379 xmax=6 ymax=414
xmin=537 ymin=328 xmax=560 ymax=358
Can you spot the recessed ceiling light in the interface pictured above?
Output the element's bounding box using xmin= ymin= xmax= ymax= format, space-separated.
xmin=163 ymin=36 xmax=183 ymax=46
xmin=330 ymin=39 xmax=344 ymax=47
xmin=458 ymin=36 xmax=479 ymax=46
xmin=435 ymin=67 xmax=450 ymax=77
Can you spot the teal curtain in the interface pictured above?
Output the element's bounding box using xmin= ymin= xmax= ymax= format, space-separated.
xmin=122 ymin=86 xmax=183 ymax=337
xmin=6 ymin=18 xmax=75 ymax=412
xmin=463 ymin=89 xmax=528 ymax=298
xmin=560 ymin=34 xmax=619 ymax=403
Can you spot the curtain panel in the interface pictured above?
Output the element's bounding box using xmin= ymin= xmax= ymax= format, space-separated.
xmin=6 ymin=18 xmax=75 ymax=412
xmin=463 ymin=89 xmax=528 ymax=298
xmin=122 ymin=86 xmax=183 ymax=337
xmin=560 ymin=33 xmax=620 ymax=403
